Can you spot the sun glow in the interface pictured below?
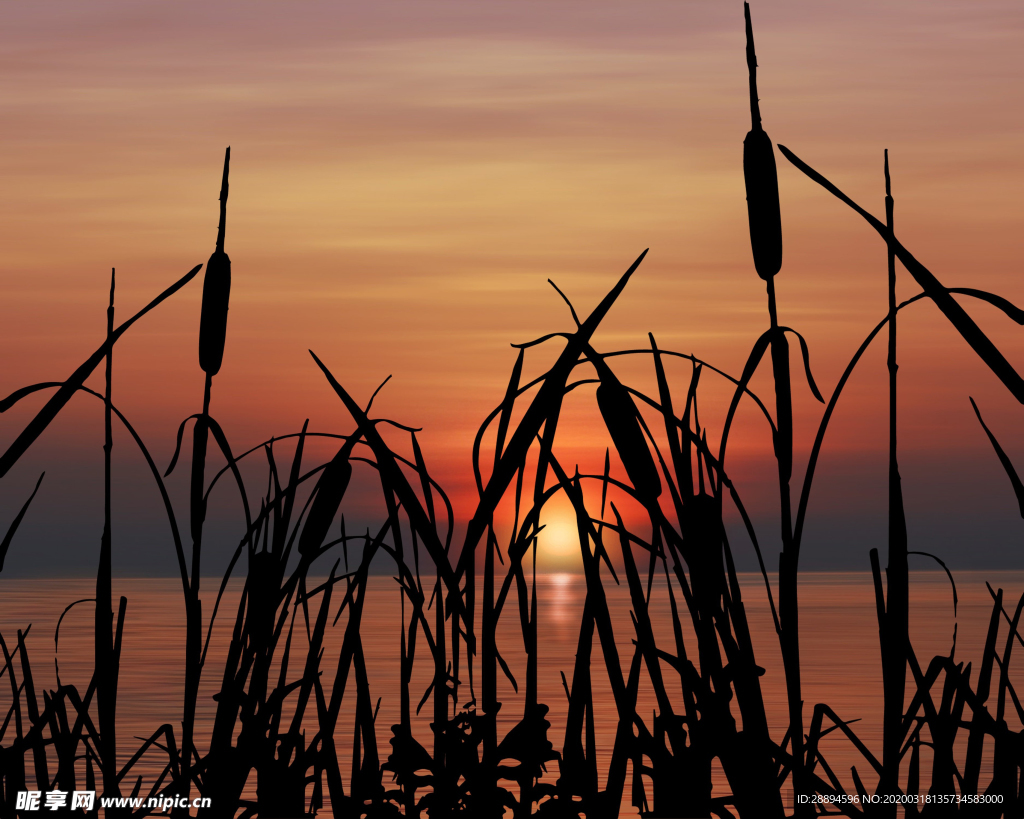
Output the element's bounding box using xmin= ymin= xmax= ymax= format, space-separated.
xmin=537 ymin=499 xmax=584 ymax=570
xmin=539 ymin=514 xmax=578 ymax=557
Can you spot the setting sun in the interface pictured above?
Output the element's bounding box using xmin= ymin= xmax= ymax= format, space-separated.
xmin=539 ymin=513 xmax=578 ymax=557
xmin=536 ymin=495 xmax=586 ymax=569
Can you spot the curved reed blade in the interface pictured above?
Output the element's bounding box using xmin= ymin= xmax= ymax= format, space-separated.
xmin=970 ymin=397 xmax=1024 ymax=519
xmin=778 ymin=143 xmax=1024 ymax=404
xmin=459 ymin=249 xmax=648 ymax=578
xmin=0 ymin=264 xmax=202 ymax=480
xmin=0 ymin=382 xmax=189 ymax=588
xmin=0 ymin=472 xmax=44 ymax=573
xmin=793 ymin=287 xmax=1024 ymax=550
xmin=309 ymin=350 xmax=459 ymax=595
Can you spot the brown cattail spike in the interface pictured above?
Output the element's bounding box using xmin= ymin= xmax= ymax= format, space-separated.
xmin=596 ymin=382 xmax=662 ymax=501
xmin=298 ymin=447 xmax=353 ymax=558
xmin=199 ymin=147 xmax=231 ymax=376
xmin=743 ymin=4 xmax=782 ymax=281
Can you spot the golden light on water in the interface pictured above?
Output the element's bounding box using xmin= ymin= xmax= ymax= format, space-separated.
xmin=549 ymin=572 xmax=574 ymax=589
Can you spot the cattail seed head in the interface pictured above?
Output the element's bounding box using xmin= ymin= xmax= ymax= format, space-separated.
xmin=199 ymin=249 xmax=230 ymax=376
xmin=298 ymin=451 xmax=352 ymax=557
xmin=597 ymin=382 xmax=662 ymax=501
xmin=744 ymin=128 xmax=783 ymax=280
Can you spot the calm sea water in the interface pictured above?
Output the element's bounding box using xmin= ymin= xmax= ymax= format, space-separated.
xmin=0 ymin=571 xmax=1019 ymax=816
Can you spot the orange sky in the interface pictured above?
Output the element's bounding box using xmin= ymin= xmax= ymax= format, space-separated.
xmin=0 ymin=0 xmax=1022 ymax=573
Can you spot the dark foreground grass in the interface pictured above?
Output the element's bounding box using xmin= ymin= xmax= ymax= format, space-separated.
xmin=1 ymin=6 xmax=1023 ymax=818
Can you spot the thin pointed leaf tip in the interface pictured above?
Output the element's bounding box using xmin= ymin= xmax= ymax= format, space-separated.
xmin=743 ymin=3 xmax=782 ymax=280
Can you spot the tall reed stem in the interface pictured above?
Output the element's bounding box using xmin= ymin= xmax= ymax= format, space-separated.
xmin=880 ymin=150 xmax=909 ymax=808
xmin=481 ymin=528 xmax=499 ymax=815
xmin=744 ymin=4 xmax=805 ymax=806
xmin=96 ymin=268 xmax=123 ymax=807
xmin=179 ymin=372 xmax=211 ymax=811
xmin=766 ymin=275 xmax=808 ymax=815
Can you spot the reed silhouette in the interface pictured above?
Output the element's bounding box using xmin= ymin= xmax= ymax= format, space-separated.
xmin=0 ymin=4 xmax=1023 ymax=818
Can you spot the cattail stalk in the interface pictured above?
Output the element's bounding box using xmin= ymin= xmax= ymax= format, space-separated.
xmin=179 ymin=147 xmax=231 ymax=815
xmin=432 ymin=574 xmax=448 ymax=811
xmin=743 ymin=5 xmax=806 ymax=814
xmin=880 ymin=150 xmax=909 ymax=809
xmin=96 ymin=268 xmax=124 ymax=809
xmin=481 ymin=526 xmax=498 ymax=812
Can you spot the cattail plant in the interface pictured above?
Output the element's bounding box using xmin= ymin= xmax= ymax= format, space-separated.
xmin=179 ymin=146 xmax=232 ymax=813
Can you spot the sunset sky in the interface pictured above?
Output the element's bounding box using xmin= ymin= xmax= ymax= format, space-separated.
xmin=0 ymin=0 xmax=1021 ymax=575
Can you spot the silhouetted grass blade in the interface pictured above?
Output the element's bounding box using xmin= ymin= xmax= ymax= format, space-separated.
xmin=308 ymin=349 xmax=459 ymax=596
xmin=0 ymin=263 xmax=202 ymax=480
xmin=458 ymin=249 xmax=648 ymax=580
xmin=0 ymin=472 xmax=43 ymax=572
xmin=970 ymin=396 xmax=1024 ymax=519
